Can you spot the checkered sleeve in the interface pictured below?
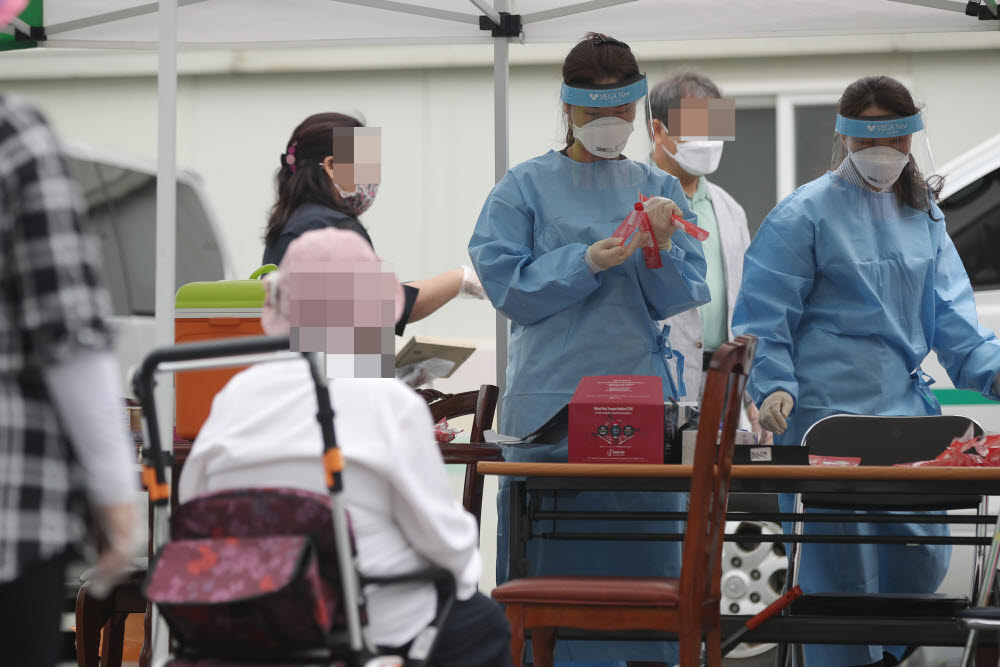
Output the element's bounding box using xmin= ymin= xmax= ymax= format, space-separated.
xmin=0 ymin=96 xmax=115 ymax=366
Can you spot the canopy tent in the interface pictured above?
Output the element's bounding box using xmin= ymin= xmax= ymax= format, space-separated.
xmin=1 ymin=1 xmax=997 ymax=661
xmin=1 ymin=0 xmax=998 ymax=434
xmin=2 ymin=0 xmax=999 ymax=49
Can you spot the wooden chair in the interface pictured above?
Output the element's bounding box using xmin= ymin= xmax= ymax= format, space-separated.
xmin=418 ymin=384 xmax=502 ymax=527
xmin=490 ymin=336 xmax=756 ymax=667
xmin=75 ymin=570 xmax=146 ymax=667
xmin=75 ymin=442 xmax=193 ymax=667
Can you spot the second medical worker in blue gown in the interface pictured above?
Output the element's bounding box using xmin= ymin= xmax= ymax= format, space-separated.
xmin=732 ymin=75 xmax=1000 ymax=667
xmin=469 ymin=34 xmax=709 ymax=666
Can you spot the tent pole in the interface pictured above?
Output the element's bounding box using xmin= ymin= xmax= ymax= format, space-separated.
xmin=150 ymin=1 xmax=177 ymax=662
xmin=493 ymin=0 xmax=510 ymax=424
xmin=45 ymin=0 xmax=208 ymax=37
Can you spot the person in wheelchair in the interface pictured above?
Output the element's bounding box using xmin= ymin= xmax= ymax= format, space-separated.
xmin=178 ymin=228 xmax=512 ymax=667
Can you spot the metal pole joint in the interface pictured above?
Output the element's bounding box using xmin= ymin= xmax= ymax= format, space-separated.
xmin=479 ymin=11 xmax=522 ymax=37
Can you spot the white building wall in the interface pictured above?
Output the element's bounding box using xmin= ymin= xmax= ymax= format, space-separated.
xmin=3 ymin=37 xmax=999 ymax=405
xmin=3 ymin=34 xmax=999 ymax=592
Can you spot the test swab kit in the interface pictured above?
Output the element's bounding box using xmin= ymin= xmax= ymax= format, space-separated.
xmin=569 ymin=375 xmax=664 ymax=464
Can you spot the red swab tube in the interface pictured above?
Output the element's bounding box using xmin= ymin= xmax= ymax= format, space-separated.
xmin=672 ymin=213 xmax=710 ymax=241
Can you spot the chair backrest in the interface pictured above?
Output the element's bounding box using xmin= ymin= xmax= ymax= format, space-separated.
xmin=680 ymin=335 xmax=757 ymax=614
xmin=421 ymin=384 xmax=500 ymax=442
xmin=802 ymin=414 xmax=983 ymax=465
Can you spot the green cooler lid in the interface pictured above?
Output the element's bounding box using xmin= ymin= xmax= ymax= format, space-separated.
xmin=175 ymin=265 xmax=276 ymax=309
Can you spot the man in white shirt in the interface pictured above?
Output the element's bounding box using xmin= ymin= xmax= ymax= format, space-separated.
xmin=179 ymin=228 xmax=511 ymax=666
xmin=649 ymin=69 xmax=766 ymax=441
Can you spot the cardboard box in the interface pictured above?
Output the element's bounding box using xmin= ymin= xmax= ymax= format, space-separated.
xmin=569 ymin=376 xmax=664 ymax=464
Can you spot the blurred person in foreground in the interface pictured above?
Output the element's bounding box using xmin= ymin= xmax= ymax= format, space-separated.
xmin=0 ymin=72 xmax=138 ymax=667
xmin=180 ymin=227 xmax=511 ymax=666
xmin=647 ymin=69 xmax=766 ymax=441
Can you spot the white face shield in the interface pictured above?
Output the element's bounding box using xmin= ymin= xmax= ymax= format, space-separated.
xmin=561 ymin=73 xmax=650 ymax=160
xmin=832 ymin=113 xmax=935 ymax=193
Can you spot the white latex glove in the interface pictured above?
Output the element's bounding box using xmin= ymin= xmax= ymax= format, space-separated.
xmin=459 ymin=265 xmax=485 ymax=300
xmin=585 ymin=232 xmax=646 ymax=272
xmin=88 ymin=502 xmax=138 ymax=599
xmin=642 ymin=196 xmax=685 ymax=250
xmin=758 ymin=391 xmax=794 ymax=436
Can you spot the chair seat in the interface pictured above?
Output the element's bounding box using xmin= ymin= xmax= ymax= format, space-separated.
xmin=794 ymin=593 xmax=969 ymax=617
xmin=802 ymin=492 xmax=981 ymax=511
xmin=492 ymin=576 xmax=681 ymax=607
xmin=960 ymin=607 xmax=1000 ymax=621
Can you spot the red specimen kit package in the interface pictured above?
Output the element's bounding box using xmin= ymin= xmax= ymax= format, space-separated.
xmin=568 ymin=375 xmax=664 ymax=464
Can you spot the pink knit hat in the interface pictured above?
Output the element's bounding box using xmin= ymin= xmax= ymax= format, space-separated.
xmin=262 ymin=228 xmax=405 ymax=336
xmin=0 ymin=0 xmax=27 ymax=26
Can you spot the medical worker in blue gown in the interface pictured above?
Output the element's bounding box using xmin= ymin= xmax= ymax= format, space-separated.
xmin=732 ymin=75 xmax=1000 ymax=667
xmin=469 ymin=33 xmax=710 ymax=666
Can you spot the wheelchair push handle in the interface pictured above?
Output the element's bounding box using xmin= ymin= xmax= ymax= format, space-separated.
xmin=131 ymin=335 xmax=295 ymax=505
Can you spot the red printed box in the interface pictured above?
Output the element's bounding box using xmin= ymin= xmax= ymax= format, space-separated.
xmin=568 ymin=375 xmax=664 ymax=464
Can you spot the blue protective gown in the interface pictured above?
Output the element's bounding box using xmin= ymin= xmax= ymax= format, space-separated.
xmin=731 ymin=170 xmax=1000 ymax=667
xmin=469 ymin=150 xmax=710 ymax=664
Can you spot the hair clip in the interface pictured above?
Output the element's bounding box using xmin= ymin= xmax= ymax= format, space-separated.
xmin=591 ymin=35 xmax=630 ymax=51
xmin=282 ymin=141 xmax=298 ymax=174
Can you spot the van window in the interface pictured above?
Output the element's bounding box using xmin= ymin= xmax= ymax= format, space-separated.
xmin=940 ymin=168 xmax=1000 ymax=291
xmin=68 ymin=158 xmax=226 ymax=316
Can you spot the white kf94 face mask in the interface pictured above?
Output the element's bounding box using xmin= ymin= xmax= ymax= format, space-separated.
xmin=849 ymin=145 xmax=910 ymax=190
xmin=572 ymin=116 xmax=635 ymax=159
xmin=664 ymin=140 xmax=724 ymax=177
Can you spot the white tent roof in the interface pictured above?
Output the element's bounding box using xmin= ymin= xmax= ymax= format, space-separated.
xmin=26 ymin=0 xmax=1000 ymax=50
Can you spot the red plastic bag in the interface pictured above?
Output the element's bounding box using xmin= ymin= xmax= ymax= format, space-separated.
xmin=893 ymin=430 xmax=1000 ymax=467
xmin=433 ymin=418 xmax=462 ymax=444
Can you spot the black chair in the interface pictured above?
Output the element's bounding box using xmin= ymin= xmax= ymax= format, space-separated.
xmin=782 ymin=414 xmax=987 ymax=667
xmin=959 ymin=602 xmax=1000 ymax=667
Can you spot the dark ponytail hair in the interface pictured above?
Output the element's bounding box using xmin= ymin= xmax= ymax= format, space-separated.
xmin=561 ymin=33 xmax=640 ymax=148
xmin=835 ymin=75 xmax=943 ymax=219
xmin=264 ymin=112 xmax=363 ymax=247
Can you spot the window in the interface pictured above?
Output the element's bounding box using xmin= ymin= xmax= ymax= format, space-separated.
xmin=795 ymin=104 xmax=837 ymax=187
xmin=709 ymin=97 xmax=837 ymax=237
xmin=941 ymin=168 xmax=1000 ymax=290
xmin=710 ymin=108 xmax=776 ymax=237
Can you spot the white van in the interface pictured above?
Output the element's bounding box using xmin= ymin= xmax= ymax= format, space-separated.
xmin=64 ymin=141 xmax=234 ymax=391
xmin=922 ymin=132 xmax=1000 ymax=431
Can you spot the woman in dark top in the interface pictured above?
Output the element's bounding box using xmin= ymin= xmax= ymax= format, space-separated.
xmin=263 ymin=113 xmax=483 ymax=335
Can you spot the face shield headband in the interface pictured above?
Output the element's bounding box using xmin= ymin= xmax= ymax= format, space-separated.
xmin=562 ymin=74 xmax=650 ymax=160
xmin=832 ymin=111 xmax=936 ymax=200
xmin=834 ymin=113 xmax=924 ymax=139
xmin=560 ymin=74 xmax=648 ymax=108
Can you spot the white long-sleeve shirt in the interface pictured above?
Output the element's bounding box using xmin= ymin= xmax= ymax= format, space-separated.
xmin=177 ymin=360 xmax=481 ymax=647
